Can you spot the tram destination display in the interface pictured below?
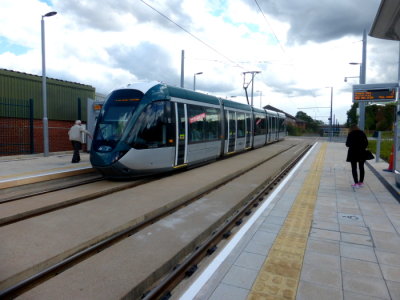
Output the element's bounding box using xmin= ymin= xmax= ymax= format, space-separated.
xmin=353 ymin=83 xmax=398 ymax=102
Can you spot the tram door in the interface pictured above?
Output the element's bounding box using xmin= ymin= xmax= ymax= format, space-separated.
xmin=175 ymin=103 xmax=187 ymax=166
xmin=245 ymin=113 xmax=251 ymax=148
xmin=267 ymin=116 xmax=272 ymax=142
xmin=227 ymin=111 xmax=236 ymax=153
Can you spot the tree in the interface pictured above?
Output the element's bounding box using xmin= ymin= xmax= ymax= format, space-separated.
xmin=345 ymin=102 xmax=396 ymax=131
xmin=295 ymin=111 xmax=323 ymax=133
xmin=346 ymin=103 xmax=358 ymax=127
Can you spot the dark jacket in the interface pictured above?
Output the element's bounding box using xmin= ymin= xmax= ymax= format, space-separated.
xmin=346 ymin=129 xmax=368 ymax=162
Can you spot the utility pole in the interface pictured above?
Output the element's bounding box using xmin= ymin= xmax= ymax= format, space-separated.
xmin=329 ymin=87 xmax=333 ymax=141
xmin=242 ymin=71 xmax=261 ymax=106
xmin=180 ymin=50 xmax=184 ymax=88
xmin=359 ymin=29 xmax=367 ymax=130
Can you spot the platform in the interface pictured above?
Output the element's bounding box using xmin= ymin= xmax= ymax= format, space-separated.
xmin=0 ymin=151 xmax=92 ymax=189
xmin=179 ymin=141 xmax=400 ymax=300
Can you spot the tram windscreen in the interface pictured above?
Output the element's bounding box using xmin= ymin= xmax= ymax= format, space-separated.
xmin=94 ymin=89 xmax=143 ymax=148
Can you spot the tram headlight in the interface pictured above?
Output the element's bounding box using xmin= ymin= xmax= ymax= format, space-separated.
xmin=97 ymin=145 xmax=112 ymax=152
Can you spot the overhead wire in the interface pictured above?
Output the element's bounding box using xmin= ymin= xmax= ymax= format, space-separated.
xmin=253 ymin=0 xmax=287 ymax=56
xmin=252 ymin=0 xmax=300 ymax=108
xmin=139 ymin=0 xmax=309 ymax=112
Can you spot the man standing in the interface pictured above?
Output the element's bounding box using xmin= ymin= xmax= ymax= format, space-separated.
xmin=68 ymin=120 xmax=92 ymax=163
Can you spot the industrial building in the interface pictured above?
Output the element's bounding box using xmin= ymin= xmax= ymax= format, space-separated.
xmin=0 ymin=69 xmax=95 ymax=155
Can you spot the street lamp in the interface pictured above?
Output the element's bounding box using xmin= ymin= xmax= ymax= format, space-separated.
xmin=350 ymin=51 xmax=366 ymax=130
xmin=256 ymin=90 xmax=262 ymax=108
xmin=193 ymin=72 xmax=203 ymax=91
xmin=326 ymin=87 xmax=333 ymax=141
xmin=41 ymin=11 xmax=57 ymax=157
xmin=344 ymin=76 xmax=359 ymax=82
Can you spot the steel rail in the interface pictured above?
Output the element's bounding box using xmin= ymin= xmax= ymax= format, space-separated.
xmin=0 ymin=174 xmax=104 ymax=204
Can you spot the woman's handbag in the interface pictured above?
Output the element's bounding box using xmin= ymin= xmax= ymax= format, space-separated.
xmin=365 ymin=150 xmax=374 ymax=160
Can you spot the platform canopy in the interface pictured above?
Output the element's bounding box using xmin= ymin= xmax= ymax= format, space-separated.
xmin=370 ymin=0 xmax=400 ymax=40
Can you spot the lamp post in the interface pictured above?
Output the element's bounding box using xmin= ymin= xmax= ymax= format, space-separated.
xmin=193 ymin=72 xmax=203 ymax=91
xmin=349 ymin=62 xmax=362 ymax=81
xmin=344 ymin=76 xmax=359 ymax=82
xmin=256 ymin=90 xmax=262 ymax=108
xmin=350 ymin=30 xmax=367 ymax=130
xmin=41 ymin=11 xmax=57 ymax=157
xmin=350 ymin=61 xmax=364 ymax=130
xmin=326 ymin=86 xmax=333 ymax=141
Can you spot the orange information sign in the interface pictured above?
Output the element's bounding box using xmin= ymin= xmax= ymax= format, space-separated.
xmin=353 ymin=88 xmax=396 ymax=101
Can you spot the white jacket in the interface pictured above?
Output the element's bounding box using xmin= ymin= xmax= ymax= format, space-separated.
xmin=68 ymin=124 xmax=91 ymax=142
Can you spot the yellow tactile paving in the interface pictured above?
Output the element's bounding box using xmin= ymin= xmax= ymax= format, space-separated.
xmin=248 ymin=143 xmax=327 ymax=300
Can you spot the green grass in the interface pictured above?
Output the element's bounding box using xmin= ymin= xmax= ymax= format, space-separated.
xmin=364 ymin=131 xmax=394 ymax=162
xmin=368 ymin=140 xmax=393 ymax=162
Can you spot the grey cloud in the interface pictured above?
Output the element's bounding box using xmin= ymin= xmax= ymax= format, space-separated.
xmin=55 ymin=0 xmax=193 ymax=32
xmin=368 ymin=38 xmax=399 ymax=83
xmin=107 ymin=41 xmax=179 ymax=84
xmin=244 ymin=0 xmax=381 ymax=44
xmin=107 ymin=41 xmax=238 ymax=93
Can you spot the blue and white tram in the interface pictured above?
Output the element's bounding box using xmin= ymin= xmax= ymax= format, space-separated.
xmin=90 ymin=82 xmax=285 ymax=178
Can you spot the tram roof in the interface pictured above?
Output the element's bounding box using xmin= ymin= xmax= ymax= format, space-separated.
xmin=222 ymin=98 xmax=252 ymax=111
xmin=166 ymin=85 xmax=220 ymax=106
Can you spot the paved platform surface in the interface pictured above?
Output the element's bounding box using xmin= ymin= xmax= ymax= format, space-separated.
xmin=179 ymin=141 xmax=400 ymax=300
xmin=0 ymin=151 xmax=92 ymax=188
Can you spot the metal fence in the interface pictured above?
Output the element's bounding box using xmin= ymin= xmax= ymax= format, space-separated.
xmin=0 ymin=98 xmax=34 ymax=155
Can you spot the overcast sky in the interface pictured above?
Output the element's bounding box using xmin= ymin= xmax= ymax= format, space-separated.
xmin=0 ymin=0 xmax=397 ymax=124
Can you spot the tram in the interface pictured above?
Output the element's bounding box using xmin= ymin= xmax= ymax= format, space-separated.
xmin=90 ymin=82 xmax=286 ymax=178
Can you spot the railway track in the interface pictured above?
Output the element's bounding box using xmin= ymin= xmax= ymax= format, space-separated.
xmin=0 ymin=172 xmax=104 ymax=204
xmin=0 ymin=139 xmax=314 ymax=299
xmin=0 ymin=172 xmax=152 ymax=226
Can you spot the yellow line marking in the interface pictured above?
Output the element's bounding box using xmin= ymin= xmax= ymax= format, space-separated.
xmin=247 ymin=142 xmax=327 ymax=300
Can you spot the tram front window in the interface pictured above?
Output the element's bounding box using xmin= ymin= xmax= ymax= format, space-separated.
xmin=129 ymin=101 xmax=174 ymax=149
xmin=94 ymin=89 xmax=143 ymax=150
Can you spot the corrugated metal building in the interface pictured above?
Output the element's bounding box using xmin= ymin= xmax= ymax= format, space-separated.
xmin=0 ymin=69 xmax=96 ymax=155
xmin=0 ymin=69 xmax=95 ymax=121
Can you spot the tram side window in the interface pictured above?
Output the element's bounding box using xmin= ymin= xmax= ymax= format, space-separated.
xmin=237 ymin=113 xmax=245 ymax=138
xmin=254 ymin=113 xmax=266 ymax=135
xmin=130 ymin=101 xmax=174 ymax=149
xmin=188 ymin=105 xmax=220 ymax=143
xmin=204 ymin=107 xmax=220 ymax=141
xmin=188 ymin=105 xmax=205 ymax=143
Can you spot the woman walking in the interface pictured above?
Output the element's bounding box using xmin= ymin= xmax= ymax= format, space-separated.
xmin=346 ymin=124 xmax=368 ymax=188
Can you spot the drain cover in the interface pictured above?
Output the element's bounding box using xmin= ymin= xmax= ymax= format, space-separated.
xmin=339 ymin=213 xmax=361 ymax=221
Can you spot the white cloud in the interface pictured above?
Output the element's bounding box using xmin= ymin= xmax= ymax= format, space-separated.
xmin=0 ymin=0 xmax=396 ymax=125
